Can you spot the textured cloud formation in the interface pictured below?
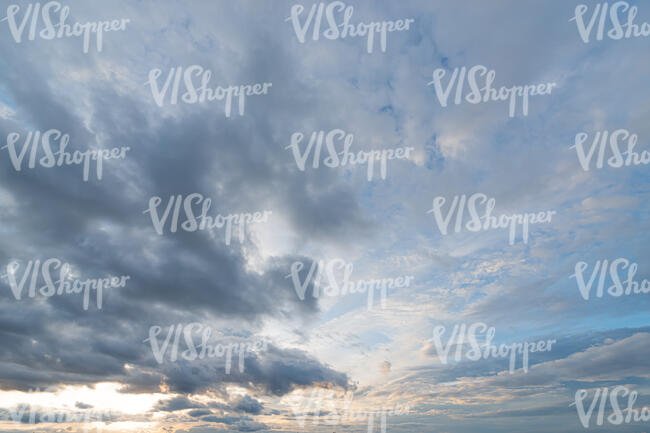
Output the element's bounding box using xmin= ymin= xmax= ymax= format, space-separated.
xmin=0 ymin=0 xmax=648 ymax=433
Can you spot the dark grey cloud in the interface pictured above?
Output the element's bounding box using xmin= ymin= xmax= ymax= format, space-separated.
xmin=0 ymin=0 xmax=377 ymax=404
xmin=232 ymin=395 xmax=263 ymax=415
xmin=154 ymin=396 xmax=205 ymax=412
xmin=0 ymin=2 xmax=372 ymax=404
xmin=416 ymin=327 xmax=650 ymax=386
xmin=187 ymin=409 xmax=212 ymax=418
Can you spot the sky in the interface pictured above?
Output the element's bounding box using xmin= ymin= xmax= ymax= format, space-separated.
xmin=0 ymin=1 xmax=649 ymax=433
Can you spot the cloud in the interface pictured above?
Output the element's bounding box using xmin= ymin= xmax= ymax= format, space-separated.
xmin=154 ymin=396 xmax=206 ymax=412
xmin=232 ymin=395 xmax=263 ymax=415
xmin=0 ymin=1 xmax=647 ymax=433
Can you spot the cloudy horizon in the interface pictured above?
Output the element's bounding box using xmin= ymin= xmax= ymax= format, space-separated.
xmin=0 ymin=1 xmax=649 ymax=432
